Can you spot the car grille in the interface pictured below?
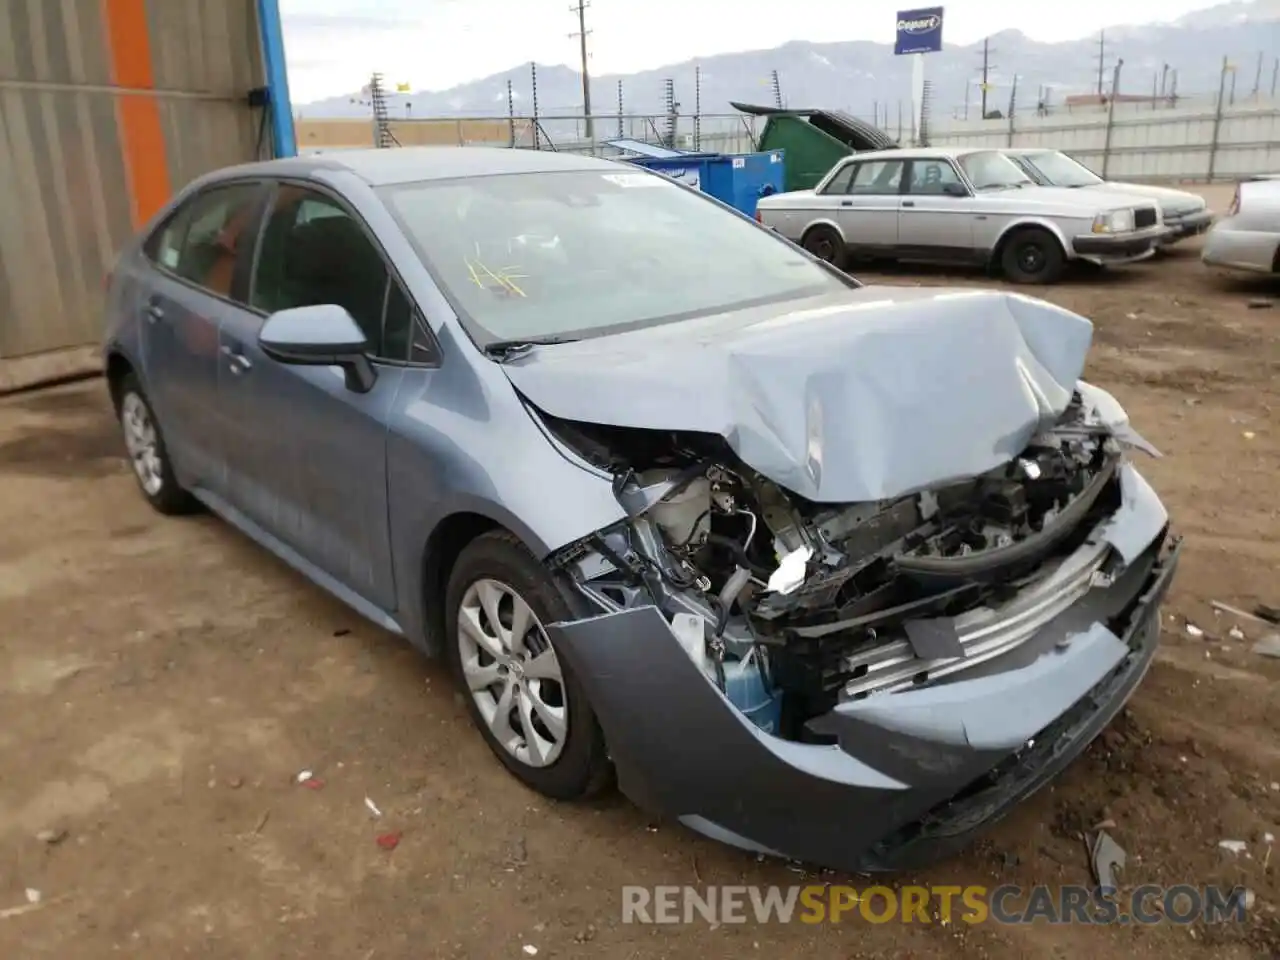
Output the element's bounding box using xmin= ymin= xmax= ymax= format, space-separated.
xmin=1134 ymin=207 xmax=1158 ymax=229
xmin=840 ymin=538 xmax=1112 ymax=699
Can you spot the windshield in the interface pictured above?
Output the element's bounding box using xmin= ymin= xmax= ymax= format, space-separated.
xmin=1018 ymin=151 xmax=1104 ymax=187
xmin=958 ymin=151 xmax=1034 ymax=191
xmin=379 ymin=169 xmax=850 ymax=345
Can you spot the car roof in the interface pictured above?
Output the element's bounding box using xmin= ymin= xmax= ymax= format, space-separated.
xmin=837 ymin=146 xmax=992 ymax=163
xmin=203 ymin=146 xmax=623 ymax=187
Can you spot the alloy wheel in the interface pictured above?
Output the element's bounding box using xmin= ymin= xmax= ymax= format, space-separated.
xmin=456 ymin=578 xmax=568 ymax=768
xmin=121 ymin=392 xmax=164 ymax=496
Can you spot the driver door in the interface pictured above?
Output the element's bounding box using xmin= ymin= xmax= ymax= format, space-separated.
xmin=897 ymin=159 xmax=981 ymax=263
xmin=218 ymin=182 xmax=420 ymax=612
xmin=834 ymin=159 xmax=904 ymax=256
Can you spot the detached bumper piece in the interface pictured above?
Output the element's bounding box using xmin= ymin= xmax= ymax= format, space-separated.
xmin=549 ymin=528 xmax=1180 ymax=874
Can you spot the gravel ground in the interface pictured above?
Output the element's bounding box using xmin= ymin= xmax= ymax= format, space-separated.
xmin=1 ymin=196 xmax=1278 ymax=959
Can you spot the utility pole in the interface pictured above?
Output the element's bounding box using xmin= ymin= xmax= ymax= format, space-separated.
xmin=1095 ymin=30 xmax=1107 ymax=96
xmin=977 ymin=37 xmax=996 ymax=119
xmin=569 ymin=1 xmax=593 ymax=139
xmin=1253 ymin=50 xmax=1264 ymax=98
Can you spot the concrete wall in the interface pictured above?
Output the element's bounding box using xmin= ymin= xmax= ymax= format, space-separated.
xmin=0 ymin=0 xmax=265 ymax=373
xmin=298 ymin=117 xmax=528 ymax=150
xmin=929 ymin=100 xmax=1280 ymax=183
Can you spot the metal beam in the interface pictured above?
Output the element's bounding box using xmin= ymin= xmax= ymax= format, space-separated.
xmin=256 ymin=0 xmax=297 ymax=157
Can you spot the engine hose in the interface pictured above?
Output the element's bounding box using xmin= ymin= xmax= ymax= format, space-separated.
xmin=706 ymin=534 xmax=772 ymax=580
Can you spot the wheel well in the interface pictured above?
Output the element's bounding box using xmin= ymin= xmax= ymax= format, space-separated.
xmin=105 ymin=352 xmax=134 ymax=413
xmin=992 ymin=223 xmax=1065 ymax=266
xmin=802 ymin=222 xmax=841 ymax=245
xmin=421 ymin=512 xmax=500 ymax=650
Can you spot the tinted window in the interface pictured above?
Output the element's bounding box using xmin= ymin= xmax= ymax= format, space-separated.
xmin=820 ymin=163 xmax=856 ymax=195
xmin=849 ymin=161 xmax=904 ymax=195
xmin=145 ymin=184 xmax=261 ymax=300
xmin=380 ymin=169 xmax=848 ymax=345
xmin=907 ymin=160 xmax=963 ymax=195
xmin=252 ymin=186 xmax=400 ymax=357
xmin=382 ymin=280 xmax=434 ymax=363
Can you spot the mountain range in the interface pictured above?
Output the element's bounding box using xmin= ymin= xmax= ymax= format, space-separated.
xmin=297 ymin=0 xmax=1280 ymax=125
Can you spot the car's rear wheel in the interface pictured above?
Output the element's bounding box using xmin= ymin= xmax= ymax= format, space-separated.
xmin=1000 ymin=227 xmax=1066 ymax=284
xmin=444 ymin=530 xmax=611 ymax=800
xmin=802 ymin=224 xmax=847 ymax=270
xmin=115 ymin=374 xmax=198 ymax=515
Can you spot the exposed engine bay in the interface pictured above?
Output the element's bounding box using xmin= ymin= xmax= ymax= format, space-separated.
xmin=545 ymin=389 xmax=1139 ymax=742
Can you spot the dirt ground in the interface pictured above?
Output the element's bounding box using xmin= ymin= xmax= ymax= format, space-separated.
xmin=2 ymin=187 xmax=1279 ymax=959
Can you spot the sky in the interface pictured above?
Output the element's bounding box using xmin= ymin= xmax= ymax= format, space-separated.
xmin=280 ymin=0 xmax=1230 ymax=102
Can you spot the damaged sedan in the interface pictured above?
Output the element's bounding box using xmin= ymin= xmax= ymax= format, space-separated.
xmin=103 ymin=146 xmax=1179 ymax=873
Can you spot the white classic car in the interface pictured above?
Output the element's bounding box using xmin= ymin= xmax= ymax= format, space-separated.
xmin=755 ymin=146 xmax=1171 ymax=284
xmin=1000 ymin=147 xmax=1214 ymax=246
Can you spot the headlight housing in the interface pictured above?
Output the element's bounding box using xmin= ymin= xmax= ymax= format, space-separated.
xmin=1092 ymin=209 xmax=1135 ymax=234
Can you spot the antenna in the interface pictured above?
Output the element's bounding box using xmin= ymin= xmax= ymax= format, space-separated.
xmin=569 ymin=1 xmax=594 ymax=140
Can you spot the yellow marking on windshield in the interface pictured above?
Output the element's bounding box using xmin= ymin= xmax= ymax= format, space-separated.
xmin=467 ymin=257 xmax=528 ymax=298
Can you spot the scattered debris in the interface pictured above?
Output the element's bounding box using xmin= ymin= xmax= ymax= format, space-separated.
xmin=296 ymin=770 xmax=314 ymax=784
xmin=24 ymin=889 xmax=40 ymax=905
xmin=1212 ymin=600 xmax=1274 ymax=625
xmin=1253 ymin=634 xmax=1280 ymax=659
xmin=35 ymin=828 xmax=67 ymax=845
xmin=1272 ymin=782 xmax=1280 ymax=792
xmin=1229 ymin=626 xmax=1246 ymax=641
xmin=1243 ymin=431 xmax=1257 ymax=440
xmin=573 ymin=924 xmax=597 ymax=944
xmin=1092 ymin=818 xmax=1117 ymax=832
xmin=1184 ymin=622 xmax=1204 ymax=638
xmin=364 ymin=797 xmax=382 ymax=818
xmin=252 ymin=810 xmax=270 ymax=834
xmin=301 ymin=777 xmax=325 ymax=791
xmin=1256 ymin=604 xmax=1280 ymax=625
xmin=1219 ymin=840 xmax=1248 ymax=856
xmin=1001 ymin=851 xmax=1021 ymax=869
xmin=1247 ymin=298 xmax=1273 ymax=309
xmin=522 ymin=946 xmax=539 ymax=956
xmin=1090 ymin=831 xmax=1126 ymax=896
xmin=333 ymin=628 xmax=351 ymax=637
xmin=1242 ymin=889 xmax=1257 ymax=910
xmin=226 ymin=776 xmax=244 ymax=790
xmin=375 ymin=831 xmax=401 ymax=851
xmin=505 ymin=835 xmax=528 ymax=868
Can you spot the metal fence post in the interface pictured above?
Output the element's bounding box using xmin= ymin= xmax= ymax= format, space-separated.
xmin=1101 ymin=60 xmax=1123 ymax=179
xmin=1208 ymin=56 xmax=1229 ymax=182
xmin=1006 ymin=76 xmax=1017 ymax=146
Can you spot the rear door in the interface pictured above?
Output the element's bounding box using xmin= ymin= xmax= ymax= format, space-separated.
xmin=898 ymin=159 xmax=980 ymax=263
xmin=834 ymin=159 xmax=904 ymax=255
xmin=138 ymin=181 xmax=267 ymax=496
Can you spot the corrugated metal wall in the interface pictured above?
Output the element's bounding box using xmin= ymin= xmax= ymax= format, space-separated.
xmin=0 ymin=0 xmax=266 ymax=361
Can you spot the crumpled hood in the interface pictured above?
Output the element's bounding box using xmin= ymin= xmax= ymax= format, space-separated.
xmin=503 ymin=287 xmax=1095 ymax=503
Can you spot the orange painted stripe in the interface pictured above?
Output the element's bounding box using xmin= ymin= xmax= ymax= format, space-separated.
xmin=102 ymin=0 xmax=171 ymax=227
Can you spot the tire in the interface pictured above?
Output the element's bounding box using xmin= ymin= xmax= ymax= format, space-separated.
xmin=115 ymin=374 xmax=199 ymax=515
xmin=802 ymin=225 xmax=848 ymax=270
xmin=999 ymin=227 xmax=1067 ymax=284
xmin=444 ymin=530 xmax=612 ymax=800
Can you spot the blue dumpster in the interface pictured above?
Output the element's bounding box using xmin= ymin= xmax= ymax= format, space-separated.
xmin=605 ymin=139 xmax=786 ymax=218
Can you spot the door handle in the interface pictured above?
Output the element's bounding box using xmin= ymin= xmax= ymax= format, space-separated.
xmin=840 ymin=200 xmax=852 ymax=207
xmin=220 ymin=344 xmax=252 ymax=374
xmin=144 ymin=301 xmax=164 ymax=323
xmin=902 ymin=200 xmax=916 ymax=208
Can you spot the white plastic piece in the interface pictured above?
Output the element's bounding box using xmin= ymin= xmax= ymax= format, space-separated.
xmin=767 ymin=545 xmax=814 ymax=595
xmin=1219 ymin=839 xmax=1248 ymax=855
xmin=670 ymin=613 xmax=711 ymax=675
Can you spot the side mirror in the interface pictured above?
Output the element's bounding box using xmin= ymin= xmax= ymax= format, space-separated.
xmin=258 ymin=304 xmax=377 ymax=393
xmin=943 ymin=182 xmax=969 ymax=197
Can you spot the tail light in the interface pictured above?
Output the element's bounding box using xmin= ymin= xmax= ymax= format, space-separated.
xmin=1228 ymin=185 xmax=1240 ymax=216
xmin=754 ymin=210 xmax=763 ymax=223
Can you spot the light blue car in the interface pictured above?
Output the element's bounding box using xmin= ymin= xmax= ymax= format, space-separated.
xmin=103 ymin=146 xmax=1180 ymax=872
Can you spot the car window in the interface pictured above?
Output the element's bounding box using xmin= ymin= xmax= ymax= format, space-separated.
xmin=820 ymin=163 xmax=856 ymax=195
xmin=379 ymin=169 xmax=849 ymax=345
xmin=907 ymin=160 xmax=963 ymax=195
xmin=382 ymin=277 xmax=435 ymax=363
xmin=251 ymin=185 xmax=403 ymax=358
xmin=145 ymin=184 xmax=261 ymax=300
xmin=849 ymin=161 xmax=904 ymax=196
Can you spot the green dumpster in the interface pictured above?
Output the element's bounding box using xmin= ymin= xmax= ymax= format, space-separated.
xmin=732 ymin=102 xmax=896 ymax=193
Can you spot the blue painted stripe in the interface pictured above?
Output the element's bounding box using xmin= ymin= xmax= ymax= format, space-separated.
xmin=257 ymin=0 xmax=297 ymax=157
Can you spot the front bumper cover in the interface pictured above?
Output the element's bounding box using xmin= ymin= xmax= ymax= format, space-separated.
xmin=1072 ymin=226 xmax=1172 ymax=260
xmin=1163 ymin=210 xmax=1214 ymax=241
xmin=549 ymin=472 xmax=1179 ymax=873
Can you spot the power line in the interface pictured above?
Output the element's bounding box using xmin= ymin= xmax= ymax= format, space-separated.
xmin=568 ymin=1 xmax=594 ymax=139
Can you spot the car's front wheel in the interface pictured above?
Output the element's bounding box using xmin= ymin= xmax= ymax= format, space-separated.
xmin=802 ymin=224 xmax=848 ymax=270
xmin=115 ymin=374 xmax=198 ymax=515
xmin=444 ymin=530 xmax=611 ymax=800
xmin=999 ymin=227 xmax=1067 ymax=284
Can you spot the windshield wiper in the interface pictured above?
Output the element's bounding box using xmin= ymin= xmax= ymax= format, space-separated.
xmin=482 ymin=336 xmax=578 ymax=362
